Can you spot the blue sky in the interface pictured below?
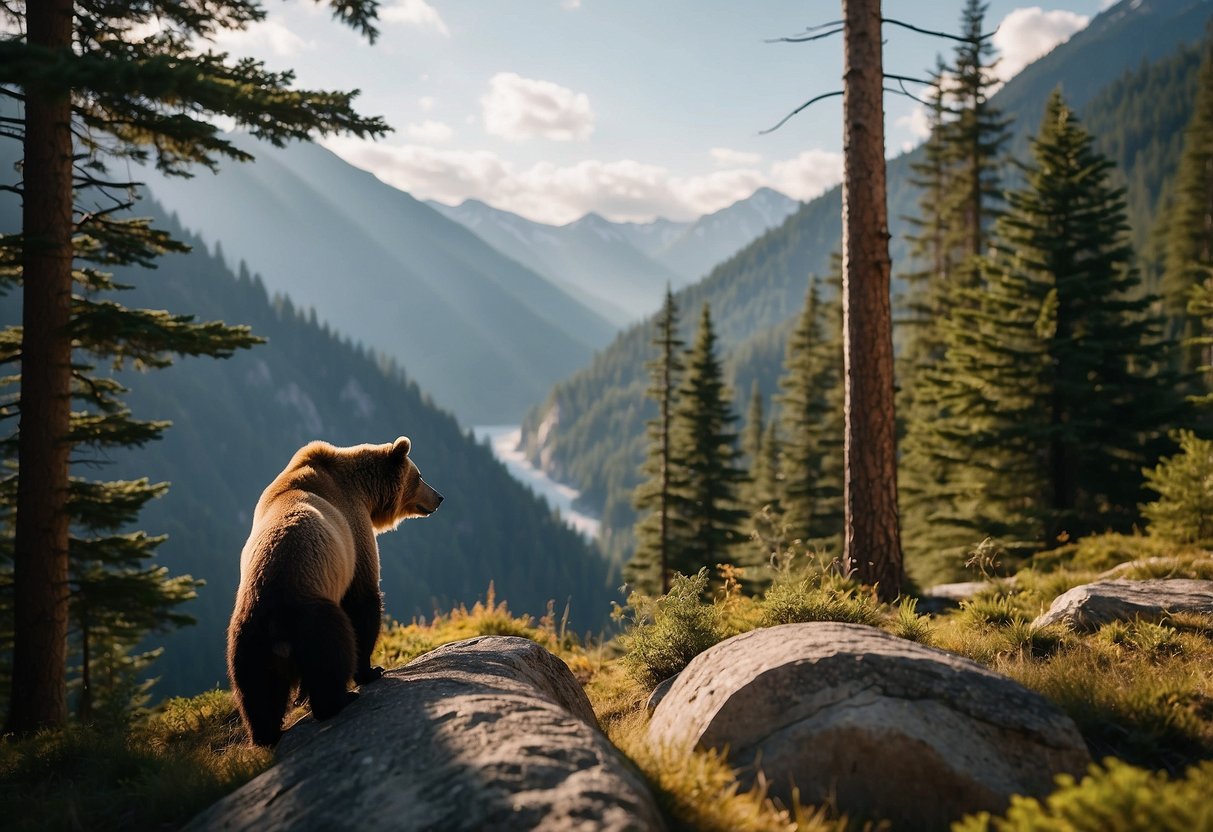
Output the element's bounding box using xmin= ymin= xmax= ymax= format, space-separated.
xmin=211 ymin=0 xmax=1116 ymax=223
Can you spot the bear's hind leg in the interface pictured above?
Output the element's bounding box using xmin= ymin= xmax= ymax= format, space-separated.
xmin=230 ymin=631 xmax=292 ymax=747
xmin=342 ymin=584 xmax=385 ymax=686
xmin=292 ymin=599 xmax=358 ymax=721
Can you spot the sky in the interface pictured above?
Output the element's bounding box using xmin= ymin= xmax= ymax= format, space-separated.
xmin=208 ymin=0 xmax=1118 ymax=225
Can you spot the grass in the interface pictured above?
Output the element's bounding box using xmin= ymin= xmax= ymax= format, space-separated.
xmin=0 ymin=691 xmax=271 ymax=832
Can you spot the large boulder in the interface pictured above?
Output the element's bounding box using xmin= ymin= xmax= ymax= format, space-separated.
xmin=647 ymin=622 xmax=1089 ymax=829
xmin=1032 ymin=578 xmax=1213 ymax=631
xmin=188 ymin=636 xmax=664 ymax=832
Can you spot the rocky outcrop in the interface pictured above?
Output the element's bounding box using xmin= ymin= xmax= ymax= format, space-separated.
xmin=188 ymin=636 xmax=664 ymax=832
xmin=647 ymin=622 xmax=1089 ymax=830
xmin=1031 ymin=578 xmax=1213 ymax=631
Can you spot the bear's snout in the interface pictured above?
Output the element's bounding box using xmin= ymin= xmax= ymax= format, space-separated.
xmin=414 ymin=480 xmax=444 ymax=516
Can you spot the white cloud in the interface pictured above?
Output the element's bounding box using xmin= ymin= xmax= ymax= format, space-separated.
xmin=381 ymin=0 xmax=450 ymax=36
xmin=418 ymin=96 xmax=436 ymax=112
xmin=993 ymin=7 xmax=1089 ymax=82
xmin=710 ymin=147 xmax=763 ymax=167
xmin=323 ymin=137 xmax=836 ymax=224
xmin=481 ymin=72 xmax=595 ymax=142
xmin=895 ymin=106 xmax=932 ymax=141
xmin=562 ymin=0 xmax=583 ymax=8
xmin=768 ymin=150 xmax=844 ymax=202
xmin=212 ymin=20 xmax=311 ymax=56
xmin=405 ymin=120 xmax=454 ymax=143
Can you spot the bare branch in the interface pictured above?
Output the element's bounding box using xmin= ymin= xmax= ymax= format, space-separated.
xmin=882 ymin=17 xmax=996 ymax=44
xmin=760 ymin=90 xmax=844 ymax=134
xmin=766 ymin=26 xmax=843 ymax=44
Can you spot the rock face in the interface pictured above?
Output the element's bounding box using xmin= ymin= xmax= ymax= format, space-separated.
xmin=1032 ymin=578 xmax=1213 ymax=631
xmin=188 ymin=636 xmax=664 ymax=832
xmin=647 ymin=622 xmax=1090 ymax=829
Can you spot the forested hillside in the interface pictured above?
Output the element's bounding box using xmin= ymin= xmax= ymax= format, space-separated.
xmin=0 ymin=196 xmax=618 ymax=700
xmin=520 ymin=0 xmax=1212 ymax=566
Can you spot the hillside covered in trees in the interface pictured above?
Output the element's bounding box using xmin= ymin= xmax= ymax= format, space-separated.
xmin=520 ymin=0 xmax=1213 ymax=571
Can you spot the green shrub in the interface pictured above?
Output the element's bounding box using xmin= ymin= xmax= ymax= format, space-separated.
xmin=888 ymin=597 xmax=936 ymax=645
xmin=618 ymin=570 xmax=724 ymax=686
xmin=1142 ymin=431 xmax=1213 ymax=548
xmin=760 ymin=571 xmax=884 ymax=628
xmin=955 ymin=759 xmax=1213 ymax=831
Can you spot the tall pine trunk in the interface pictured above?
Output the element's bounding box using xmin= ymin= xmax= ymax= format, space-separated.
xmin=8 ymin=0 xmax=75 ymax=733
xmin=841 ymin=0 xmax=903 ymax=600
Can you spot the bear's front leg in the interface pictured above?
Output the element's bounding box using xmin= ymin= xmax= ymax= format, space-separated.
xmin=342 ymin=584 xmax=385 ymax=686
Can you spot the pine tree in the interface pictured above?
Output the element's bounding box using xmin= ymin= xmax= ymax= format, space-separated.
xmin=666 ymin=303 xmax=748 ymax=583
xmin=628 ymin=288 xmax=685 ymax=594
xmin=941 ymin=0 xmax=1009 ymax=278
xmin=1161 ymin=32 xmax=1213 ymax=392
xmin=841 ymin=0 xmax=902 ymax=599
xmin=900 ymin=3 xmax=1010 ymax=576
xmin=908 ymin=91 xmax=1179 ymax=579
xmin=0 ymin=0 xmax=387 ymax=732
xmin=777 ymin=278 xmax=843 ymax=552
xmin=738 ymin=383 xmax=784 ymax=581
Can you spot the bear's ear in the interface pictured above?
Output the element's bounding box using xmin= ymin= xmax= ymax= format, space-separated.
xmin=390 ymin=436 xmax=412 ymax=460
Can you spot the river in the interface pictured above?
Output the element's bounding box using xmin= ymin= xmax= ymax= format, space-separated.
xmin=472 ymin=425 xmax=601 ymax=540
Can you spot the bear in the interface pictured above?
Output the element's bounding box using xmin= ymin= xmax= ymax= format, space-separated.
xmin=226 ymin=436 xmax=443 ymax=746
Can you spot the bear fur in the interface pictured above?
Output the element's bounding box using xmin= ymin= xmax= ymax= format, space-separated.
xmin=227 ymin=436 xmax=443 ymax=746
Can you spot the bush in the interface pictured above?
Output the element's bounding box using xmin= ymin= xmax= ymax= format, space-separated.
xmin=618 ymin=570 xmax=724 ymax=686
xmin=1142 ymin=431 xmax=1213 ymax=548
xmin=760 ymin=570 xmax=884 ymax=629
xmin=955 ymin=759 xmax=1213 ymax=831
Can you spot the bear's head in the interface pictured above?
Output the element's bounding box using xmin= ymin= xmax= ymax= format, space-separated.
xmin=373 ymin=436 xmax=444 ymax=531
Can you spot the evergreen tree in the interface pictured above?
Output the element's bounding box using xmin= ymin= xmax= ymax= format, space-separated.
xmin=841 ymin=0 xmax=902 ymax=600
xmin=738 ymin=382 xmax=784 ymax=579
xmin=1161 ymin=32 xmax=1213 ymax=391
xmin=942 ymin=0 xmax=1009 ymax=278
xmin=0 ymin=0 xmax=387 ymax=732
xmin=628 ymin=288 xmax=685 ymax=594
xmin=908 ymin=91 xmax=1179 ymax=580
xmin=666 ymin=303 xmax=748 ymax=583
xmin=900 ymin=3 xmax=1011 ymax=575
xmin=777 ymin=278 xmax=843 ymax=551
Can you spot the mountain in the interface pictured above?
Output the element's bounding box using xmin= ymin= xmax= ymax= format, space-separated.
xmin=138 ymin=136 xmax=616 ymax=425
xmin=517 ymin=0 xmax=1213 ymax=561
xmin=0 ymin=185 xmax=619 ymax=698
xmin=429 ymin=187 xmax=800 ymax=325
xmin=429 ymin=199 xmax=687 ymax=325
xmin=650 ymin=187 xmax=802 ymax=282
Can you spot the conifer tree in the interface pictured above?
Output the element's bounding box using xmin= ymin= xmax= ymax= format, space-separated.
xmin=628 ymin=288 xmax=685 ymax=594
xmin=1161 ymin=32 xmax=1213 ymax=391
xmin=909 ymin=91 xmax=1178 ymax=578
xmin=777 ymin=278 xmax=843 ymax=551
xmin=666 ymin=303 xmax=748 ymax=582
xmin=942 ymin=0 xmax=1008 ymax=275
xmin=0 ymin=0 xmax=387 ymax=732
xmin=900 ymin=3 xmax=1009 ymax=573
xmin=739 ymin=383 xmax=784 ymax=579
xmin=841 ymin=0 xmax=902 ymax=599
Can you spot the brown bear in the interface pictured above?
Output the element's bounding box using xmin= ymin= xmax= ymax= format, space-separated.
xmin=226 ymin=436 xmax=443 ymax=746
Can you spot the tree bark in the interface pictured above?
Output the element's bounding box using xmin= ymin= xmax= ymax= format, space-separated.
xmin=841 ymin=0 xmax=903 ymax=600
xmin=7 ymin=0 xmax=75 ymax=733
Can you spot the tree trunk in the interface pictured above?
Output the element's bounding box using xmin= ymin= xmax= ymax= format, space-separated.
xmin=7 ymin=0 xmax=75 ymax=733
xmin=841 ymin=0 xmax=903 ymax=601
